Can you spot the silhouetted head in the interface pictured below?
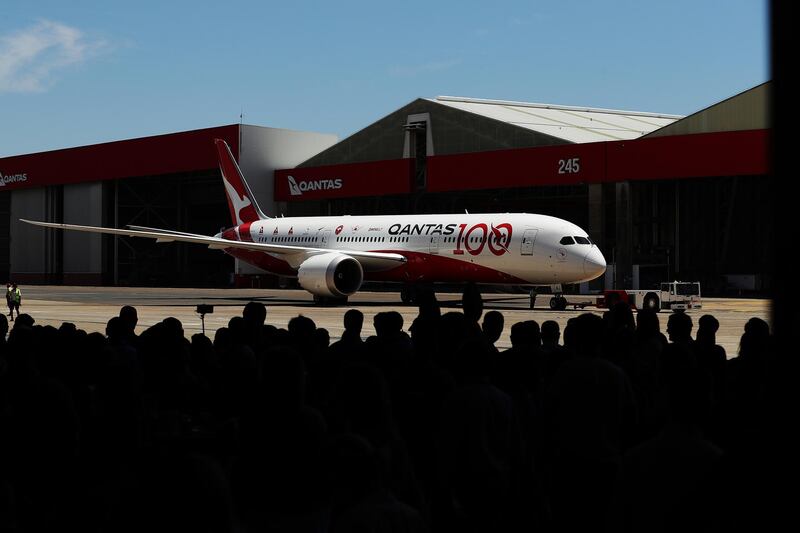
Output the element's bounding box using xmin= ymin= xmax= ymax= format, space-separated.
xmin=288 ymin=315 xmax=316 ymax=346
xmin=242 ymin=301 xmax=267 ymax=327
xmin=667 ymin=312 xmax=693 ymax=344
xmin=607 ymin=301 xmax=636 ymax=333
xmin=12 ymin=313 xmax=34 ymax=329
xmin=636 ymin=308 xmax=661 ymax=337
xmin=482 ymin=310 xmax=504 ymax=344
xmin=541 ymin=320 xmax=561 ymax=347
xmin=739 ymin=317 xmax=770 ymax=359
xmin=570 ymin=313 xmax=604 ymax=357
xmin=563 ymin=317 xmax=577 ymax=349
xmin=0 ymin=314 xmax=7 ymax=339
xmin=106 ymin=316 xmax=126 ymax=341
xmin=416 ymin=287 xmax=441 ymax=319
xmin=119 ymin=305 xmax=138 ymax=332
xmin=462 ymin=282 xmax=484 ymax=322
xmin=696 ymin=314 xmax=720 ymax=345
xmin=59 ymin=322 xmax=77 ymax=335
xmin=162 ymin=316 xmax=184 ymax=339
xmin=343 ymin=309 xmax=364 ymax=335
xmin=373 ymin=311 xmax=403 ymax=338
xmin=227 ymin=316 xmax=246 ymax=342
xmin=509 ymin=320 xmax=540 ymax=350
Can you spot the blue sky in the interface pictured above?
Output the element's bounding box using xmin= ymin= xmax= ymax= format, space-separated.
xmin=1 ymin=0 xmax=769 ymax=157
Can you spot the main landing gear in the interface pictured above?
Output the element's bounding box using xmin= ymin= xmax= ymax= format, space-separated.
xmin=400 ymin=285 xmax=417 ymax=305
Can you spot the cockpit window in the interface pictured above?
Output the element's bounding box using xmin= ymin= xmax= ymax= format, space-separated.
xmin=560 ymin=236 xmax=575 ymax=245
xmin=574 ymin=236 xmax=591 ymax=245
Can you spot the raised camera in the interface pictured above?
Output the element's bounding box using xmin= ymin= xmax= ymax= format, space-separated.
xmin=196 ymin=304 xmax=214 ymax=314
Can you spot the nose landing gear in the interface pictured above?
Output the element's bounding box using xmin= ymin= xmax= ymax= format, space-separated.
xmin=549 ymin=295 xmax=568 ymax=311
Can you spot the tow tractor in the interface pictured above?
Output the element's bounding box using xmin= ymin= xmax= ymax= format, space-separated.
xmin=561 ymin=281 xmax=702 ymax=312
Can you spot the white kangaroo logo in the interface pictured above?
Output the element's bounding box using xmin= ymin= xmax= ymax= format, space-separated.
xmin=222 ymin=176 xmax=252 ymax=226
xmin=288 ymin=175 xmax=303 ymax=196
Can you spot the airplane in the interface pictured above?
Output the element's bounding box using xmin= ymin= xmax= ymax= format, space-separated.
xmin=21 ymin=139 xmax=606 ymax=309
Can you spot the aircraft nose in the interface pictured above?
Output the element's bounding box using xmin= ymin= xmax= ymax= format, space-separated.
xmin=584 ymin=247 xmax=607 ymax=279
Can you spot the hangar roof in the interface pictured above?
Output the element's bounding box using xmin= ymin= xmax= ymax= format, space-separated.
xmin=431 ymin=96 xmax=682 ymax=143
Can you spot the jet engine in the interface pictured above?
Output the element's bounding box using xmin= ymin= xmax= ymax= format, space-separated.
xmin=297 ymin=252 xmax=364 ymax=298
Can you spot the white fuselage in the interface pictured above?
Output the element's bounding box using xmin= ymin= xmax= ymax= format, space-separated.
xmin=222 ymin=212 xmax=606 ymax=285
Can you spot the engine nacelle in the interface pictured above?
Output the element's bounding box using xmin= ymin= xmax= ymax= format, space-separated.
xmin=297 ymin=253 xmax=364 ymax=298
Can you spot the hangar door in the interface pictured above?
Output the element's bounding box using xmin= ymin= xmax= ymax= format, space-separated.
xmin=112 ymin=170 xmax=233 ymax=287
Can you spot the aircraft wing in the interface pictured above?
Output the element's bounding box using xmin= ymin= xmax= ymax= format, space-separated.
xmin=20 ymin=219 xmax=407 ymax=271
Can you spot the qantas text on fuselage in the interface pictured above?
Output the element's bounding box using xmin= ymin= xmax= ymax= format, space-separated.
xmin=21 ymin=139 xmax=606 ymax=302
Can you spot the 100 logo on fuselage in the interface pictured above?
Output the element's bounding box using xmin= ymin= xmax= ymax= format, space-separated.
xmin=388 ymin=222 xmax=513 ymax=256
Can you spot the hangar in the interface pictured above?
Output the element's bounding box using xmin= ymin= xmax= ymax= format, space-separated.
xmin=0 ymin=83 xmax=769 ymax=294
xmin=0 ymin=125 xmax=337 ymax=286
xmin=276 ymin=83 xmax=770 ymax=294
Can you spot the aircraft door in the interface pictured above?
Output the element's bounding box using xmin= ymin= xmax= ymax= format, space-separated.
xmin=429 ymin=235 xmax=440 ymax=254
xmin=520 ymin=229 xmax=538 ymax=256
xmin=318 ymin=230 xmax=331 ymax=247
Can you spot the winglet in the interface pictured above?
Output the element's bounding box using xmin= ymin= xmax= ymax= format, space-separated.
xmin=214 ymin=139 xmax=268 ymax=225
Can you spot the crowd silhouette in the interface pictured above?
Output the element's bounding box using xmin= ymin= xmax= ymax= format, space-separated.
xmin=0 ymin=287 xmax=787 ymax=532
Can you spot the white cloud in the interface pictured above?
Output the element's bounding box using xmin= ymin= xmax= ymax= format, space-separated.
xmin=0 ymin=19 xmax=107 ymax=93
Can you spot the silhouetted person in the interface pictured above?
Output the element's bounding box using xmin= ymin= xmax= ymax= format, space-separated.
xmin=722 ymin=317 xmax=771 ymax=452
xmin=119 ymin=305 xmax=138 ymax=333
xmin=540 ymin=320 xmax=569 ymax=383
xmin=462 ymin=283 xmax=484 ymax=323
xmin=11 ymin=313 xmax=33 ymax=330
xmin=330 ymin=309 xmax=365 ymax=363
xmin=695 ymin=314 xmax=727 ymax=401
xmin=667 ymin=311 xmax=694 ymax=349
xmin=415 ymin=287 xmax=441 ymax=320
xmin=242 ymin=300 xmax=267 ymax=348
xmin=494 ymin=320 xmax=540 ymax=396
xmin=612 ymin=352 xmax=723 ymax=532
xmin=630 ymin=309 xmax=667 ymax=440
xmin=437 ymin=330 xmax=521 ymax=532
xmin=314 ymin=327 xmax=330 ymax=350
xmin=546 ymin=313 xmax=637 ymax=532
xmin=481 ymin=310 xmax=504 ymax=353
xmin=7 ymin=283 xmax=21 ymax=322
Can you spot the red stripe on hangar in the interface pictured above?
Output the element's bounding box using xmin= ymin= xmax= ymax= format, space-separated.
xmin=0 ymin=125 xmax=240 ymax=192
xmin=276 ymin=129 xmax=768 ymax=199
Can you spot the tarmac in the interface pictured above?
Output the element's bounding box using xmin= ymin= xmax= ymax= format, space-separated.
xmin=17 ymin=286 xmax=770 ymax=357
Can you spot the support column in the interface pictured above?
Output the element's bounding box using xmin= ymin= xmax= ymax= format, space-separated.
xmin=615 ymin=181 xmax=633 ymax=290
xmin=587 ymin=183 xmax=605 ymax=248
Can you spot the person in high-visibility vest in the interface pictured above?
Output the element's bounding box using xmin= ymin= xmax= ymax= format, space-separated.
xmin=6 ymin=283 xmax=13 ymax=320
xmin=9 ymin=283 xmax=21 ymax=322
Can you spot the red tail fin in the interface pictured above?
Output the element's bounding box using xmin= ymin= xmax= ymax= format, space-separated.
xmin=214 ymin=139 xmax=266 ymax=225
